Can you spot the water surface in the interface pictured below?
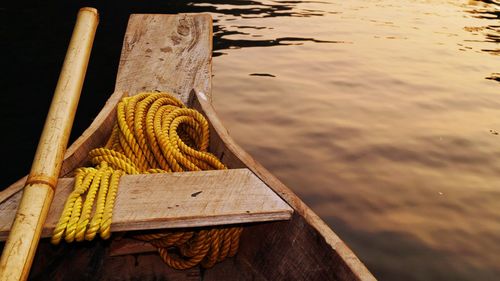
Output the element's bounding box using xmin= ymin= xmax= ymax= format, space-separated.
xmin=210 ymin=1 xmax=500 ymax=280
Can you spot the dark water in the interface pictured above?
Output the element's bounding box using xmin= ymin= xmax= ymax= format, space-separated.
xmin=1 ymin=1 xmax=499 ymax=280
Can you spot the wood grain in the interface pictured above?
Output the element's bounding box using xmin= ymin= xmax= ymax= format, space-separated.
xmin=115 ymin=13 xmax=213 ymax=103
xmin=0 ymin=169 xmax=292 ymax=240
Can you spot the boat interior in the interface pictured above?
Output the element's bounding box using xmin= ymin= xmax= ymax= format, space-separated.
xmin=0 ymin=12 xmax=374 ymax=281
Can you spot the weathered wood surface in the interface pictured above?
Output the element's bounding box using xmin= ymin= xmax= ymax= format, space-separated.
xmin=0 ymin=169 xmax=292 ymax=240
xmin=115 ymin=13 xmax=213 ymax=103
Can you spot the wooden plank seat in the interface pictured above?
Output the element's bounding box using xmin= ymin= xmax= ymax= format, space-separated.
xmin=0 ymin=168 xmax=293 ymax=240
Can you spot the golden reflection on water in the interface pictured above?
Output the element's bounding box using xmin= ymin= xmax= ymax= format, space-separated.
xmin=208 ymin=0 xmax=499 ymax=280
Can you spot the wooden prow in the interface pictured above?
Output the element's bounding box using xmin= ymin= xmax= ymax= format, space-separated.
xmin=0 ymin=13 xmax=376 ymax=281
xmin=114 ymin=14 xmax=212 ymax=102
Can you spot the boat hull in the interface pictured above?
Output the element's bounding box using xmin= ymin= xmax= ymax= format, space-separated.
xmin=0 ymin=13 xmax=375 ymax=281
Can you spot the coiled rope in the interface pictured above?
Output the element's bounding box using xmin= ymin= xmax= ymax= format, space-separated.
xmin=51 ymin=92 xmax=243 ymax=269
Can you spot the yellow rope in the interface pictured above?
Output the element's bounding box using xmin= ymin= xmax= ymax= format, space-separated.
xmin=52 ymin=92 xmax=243 ymax=269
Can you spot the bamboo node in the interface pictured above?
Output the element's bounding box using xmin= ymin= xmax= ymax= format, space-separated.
xmin=25 ymin=175 xmax=57 ymax=190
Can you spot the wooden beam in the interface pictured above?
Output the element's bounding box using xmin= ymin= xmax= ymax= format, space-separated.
xmin=115 ymin=13 xmax=212 ymax=103
xmin=0 ymin=169 xmax=292 ymax=241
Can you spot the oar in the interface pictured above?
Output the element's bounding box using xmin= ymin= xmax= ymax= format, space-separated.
xmin=0 ymin=7 xmax=99 ymax=281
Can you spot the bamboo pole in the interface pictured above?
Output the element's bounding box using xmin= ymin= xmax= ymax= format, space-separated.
xmin=0 ymin=8 xmax=98 ymax=281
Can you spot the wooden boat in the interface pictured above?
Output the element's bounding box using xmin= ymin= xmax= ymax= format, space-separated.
xmin=0 ymin=13 xmax=375 ymax=281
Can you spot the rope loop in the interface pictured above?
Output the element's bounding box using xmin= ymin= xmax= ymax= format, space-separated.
xmin=52 ymin=92 xmax=243 ymax=269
